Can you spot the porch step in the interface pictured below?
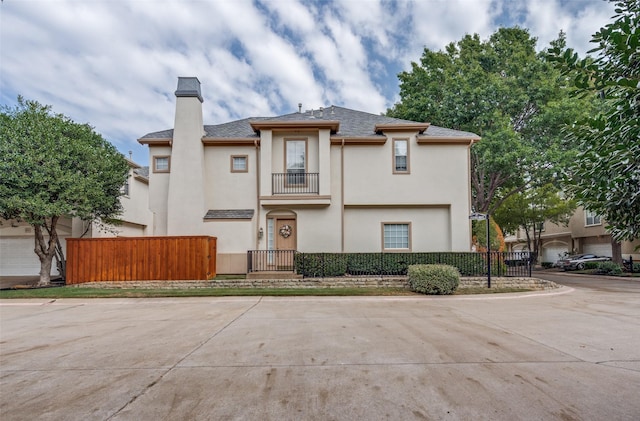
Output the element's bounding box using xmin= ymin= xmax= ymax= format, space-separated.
xmin=246 ymin=271 xmax=302 ymax=280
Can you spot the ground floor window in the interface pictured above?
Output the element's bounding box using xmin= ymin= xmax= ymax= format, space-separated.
xmin=383 ymin=223 xmax=410 ymax=250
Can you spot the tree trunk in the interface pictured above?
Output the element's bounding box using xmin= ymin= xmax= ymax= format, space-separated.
xmin=33 ymin=216 xmax=59 ymax=287
xmin=611 ymin=238 xmax=622 ymax=265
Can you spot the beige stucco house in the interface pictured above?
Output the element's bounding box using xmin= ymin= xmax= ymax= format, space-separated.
xmin=138 ymin=77 xmax=480 ymax=274
xmin=505 ymin=206 xmax=640 ymax=263
xmin=0 ymin=159 xmax=152 ymax=276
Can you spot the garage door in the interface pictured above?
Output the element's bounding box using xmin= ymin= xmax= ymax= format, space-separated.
xmin=584 ymin=243 xmax=612 ymax=257
xmin=542 ymin=246 xmax=569 ymax=264
xmin=0 ymin=237 xmax=64 ymax=276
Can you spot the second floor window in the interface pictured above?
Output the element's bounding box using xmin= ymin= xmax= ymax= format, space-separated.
xmin=120 ymin=180 xmax=129 ymax=196
xmin=286 ymin=139 xmax=306 ymax=185
xmin=153 ymin=156 xmax=170 ymax=173
xmin=585 ymin=210 xmax=601 ymax=226
xmin=231 ymin=155 xmax=248 ymax=172
xmin=393 ymin=139 xmax=409 ymax=173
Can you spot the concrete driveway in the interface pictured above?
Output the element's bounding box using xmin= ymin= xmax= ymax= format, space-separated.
xmin=1 ymin=286 xmax=639 ymax=420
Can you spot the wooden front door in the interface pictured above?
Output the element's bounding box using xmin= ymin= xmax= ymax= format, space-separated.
xmin=276 ymin=219 xmax=296 ymax=250
xmin=275 ymin=219 xmax=296 ymax=269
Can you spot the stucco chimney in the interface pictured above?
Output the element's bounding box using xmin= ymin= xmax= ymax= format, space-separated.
xmin=166 ymin=77 xmax=206 ymax=235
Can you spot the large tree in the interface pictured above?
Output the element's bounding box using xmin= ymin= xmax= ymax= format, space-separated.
xmin=493 ymin=184 xmax=576 ymax=259
xmin=0 ymin=97 xmax=129 ymax=286
xmin=388 ymin=28 xmax=589 ymax=214
xmin=547 ymin=0 xmax=639 ymax=242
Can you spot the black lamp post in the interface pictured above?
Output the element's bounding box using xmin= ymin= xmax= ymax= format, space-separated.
xmin=470 ymin=212 xmax=491 ymax=288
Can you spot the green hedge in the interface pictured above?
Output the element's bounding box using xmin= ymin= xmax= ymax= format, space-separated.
xmin=294 ymin=252 xmax=504 ymax=277
xmin=596 ymin=261 xmax=623 ymax=275
xmin=408 ymin=264 xmax=460 ymax=295
xmin=584 ymin=261 xmax=600 ymax=270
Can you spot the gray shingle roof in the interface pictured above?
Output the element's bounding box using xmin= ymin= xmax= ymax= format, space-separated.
xmin=204 ymin=209 xmax=255 ymax=220
xmin=134 ymin=166 xmax=149 ymax=177
xmin=139 ymin=105 xmax=479 ymax=140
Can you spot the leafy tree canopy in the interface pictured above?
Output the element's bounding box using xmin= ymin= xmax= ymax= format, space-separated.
xmin=0 ymin=97 xmax=129 ymax=285
xmin=493 ymin=184 xmax=576 ymax=257
xmin=547 ymin=0 xmax=639 ymax=242
xmin=388 ymin=27 xmax=591 ymax=214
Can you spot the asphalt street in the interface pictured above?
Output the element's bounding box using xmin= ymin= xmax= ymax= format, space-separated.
xmin=1 ymin=276 xmax=639 ymax=420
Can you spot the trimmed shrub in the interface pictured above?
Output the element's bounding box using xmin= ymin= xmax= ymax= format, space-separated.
xmin=408 ymin=264 xmax=460 ymax=295
xmin=584 ymin=261 xmax=600 ymax=270
xmin=541 ymin=262 xmax=553 ymax=269
xmin=596 ymin=261 xmax=623 ymax=275
xmin=294 ymin=253 xmax=347 ymax=277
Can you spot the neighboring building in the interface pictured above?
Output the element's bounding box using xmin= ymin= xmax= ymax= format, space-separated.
xmin=138 ymin=77 xmax=480 ymax=274
xmin=0 ymin=160 xmax=152 ymax=276
xmin=505 ymin=206 xmax=640 ymax=263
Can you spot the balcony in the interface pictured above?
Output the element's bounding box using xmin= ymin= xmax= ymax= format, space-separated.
xmin=272 ymin=172 xmax=319 ymax=195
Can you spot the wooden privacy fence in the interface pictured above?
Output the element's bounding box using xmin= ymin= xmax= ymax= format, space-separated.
xmin=66 ymin=236 xmax=217 ymax=284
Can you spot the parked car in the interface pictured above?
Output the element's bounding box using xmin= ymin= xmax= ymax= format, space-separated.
xmin=557 ymin=254 xmax=611 ymax=271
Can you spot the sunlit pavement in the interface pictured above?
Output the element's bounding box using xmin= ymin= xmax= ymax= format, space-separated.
xmin=1 ymin=287 xmax=639 ymax=420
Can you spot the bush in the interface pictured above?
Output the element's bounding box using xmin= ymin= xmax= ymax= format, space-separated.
xmin=294 ymin=253 xmax=347 ymax=277
xmin=584 ymin=262 xmax=600 ymax=270
xmin=596 ymin=261 xmax=623 ymax=275
xmin=408 ymin=264 xmax=460 ymax=295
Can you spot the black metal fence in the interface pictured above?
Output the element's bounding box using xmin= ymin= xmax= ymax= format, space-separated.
xmin=248 ymin=251 xmax=536 ymax=278
xmin=272 ymin=173 xmax=319 ymax=194
xmin=247 ymin=250 xmax=297 ymax=273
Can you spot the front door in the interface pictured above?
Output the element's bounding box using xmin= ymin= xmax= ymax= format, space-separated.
xmin=275 ymin=219 xmax=296 ymax=269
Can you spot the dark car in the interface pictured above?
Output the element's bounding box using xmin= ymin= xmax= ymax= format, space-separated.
xmin=558 ymin=254 xmax=611 ymax=271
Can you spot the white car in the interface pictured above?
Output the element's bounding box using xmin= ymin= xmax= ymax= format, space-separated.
xmin=558 ymin=254 xmax=611 ymax=271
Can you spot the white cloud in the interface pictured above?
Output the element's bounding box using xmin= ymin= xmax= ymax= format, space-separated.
xmin=0 ymin=0 xmax=616 ymax=165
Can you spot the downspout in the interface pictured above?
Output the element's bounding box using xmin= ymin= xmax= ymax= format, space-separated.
xmin=468 ymin=139 xmax=474 ymax=250
xmin=341 ymin=139 xmax=345 ymax=252
xmin=255 ymin=139 xmax=261 ymax=250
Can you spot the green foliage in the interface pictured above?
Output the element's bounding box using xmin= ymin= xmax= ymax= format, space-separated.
xmin=407 ymin=264 xmax=460 ymax=295
xmin=596 ymin=261 xmax=623 ymax=275
xmin=294 ymin=252 xmax=498 ymax=277
xmin=493 ymin=184 xmax=576 ymax=256
xmin=547 ymin=0 xmax=640 ymax=241
xmin=388 ymin=27 xmax=589 ymax=214
xmin=0 ymin=97 xmax=129 ymax=223
xmin=0 ymin=97 xmax=129 ymax=285
xmin=584 ymin=262 xmax=601 ymax=270
xmin=541 ymin=262 xmax=554 ymax=269
xmin=294 ymin=253 xmax=348 ymax=277
xmin=472 ymin=216 xmax=504 ymax=252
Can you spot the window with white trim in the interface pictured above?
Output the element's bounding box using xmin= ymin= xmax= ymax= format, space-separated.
xmin=286 ymin=139 xmax=306 ymax=185
xmin=120 ymin=180 xmax=130 ymax=196
xmin=393 ymin=139 xmax=409 ymax=173
xmin=585 ymin=210 xmax=601 ymax=226
xmin=383 ymin=223 xmax=410 ymax=250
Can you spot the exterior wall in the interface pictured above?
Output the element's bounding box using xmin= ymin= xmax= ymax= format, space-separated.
xmin=203 ymin=146 xmax=258 ymax=212
xmin=342 ymin=135 xmax=471 ymax=251
xmin=343 ymin=207 xmax=450 ymax=252
xmin=148 ymin=145 xmax=172 ymax=235
xmin=295 ymin=207 xmax=342 ymax=252
xmin=94 ymin=166 xmax=153 ymax=238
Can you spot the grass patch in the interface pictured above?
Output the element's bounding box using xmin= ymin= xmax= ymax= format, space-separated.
xmin=455 ymin=287 xmax=532 ymax=295
xmin=1 ymin=285 xmax=533 ymax=299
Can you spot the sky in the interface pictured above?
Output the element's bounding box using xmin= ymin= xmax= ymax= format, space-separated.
xmin=1 ymin=0 xmax=616 ymax=165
